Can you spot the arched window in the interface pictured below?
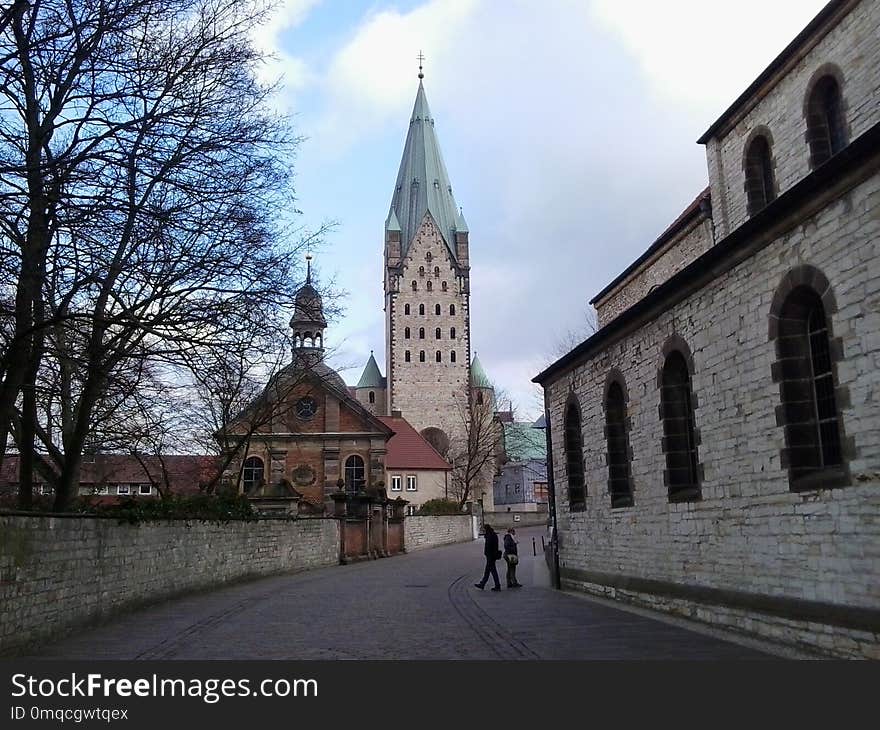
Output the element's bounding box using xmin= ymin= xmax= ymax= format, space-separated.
xmin=435 ymin=350 xmax=442 ymax=362
xmin=404 ymin=327 xmax=411 ymax=339
xmin=344 ymin=455 xmax=365 ymax=493
xmin=450 ymin=350 xmax=456 ymax=363
xmin=426 ymin=252 xmax=432 ymax=263
xmin=450 ymin=327 xmax=456 ymax=339
xmin=368 ymin=391 xmax=375 ymax=404
xmin=404 ymin=303 xmax=410 ymax=315
xmin=419 ymin=266 xmax=425 ymax=277
xmin=771 ymin=274 xmax=844 ymax=489
xmin=605 ymin=378 xmax=633 ymax=508
xmin=242 ymin=456 xmax=264 ymax=493
xmin=435 ymin=327 xmax=441 ymax=339
xmin=450 ymin=304 xmax=456 ymax=316
xmin=564 ymin=399 xmax=586 ymax=510
xmin=745 ymin=134 xmax=776 ymax=215
xmin=419 ymin=304 xmax=425 ymax=316
xmin=434 ymin=266 xmax=440 ymax=277
xmin=419 ymin=350 xmax=425 ymax=362
xmin=477 ymin=391 xmax=484 ymax=405
xmin=411 ymin=281 xmax=417 ymax=291
xmin=660 ymin=349 xmax=701 ymax=501
xmin=806 ymin=75 xmax=847 ymax=168
xmin=419 ymin=327 xmax=425 ymax=339
xmin=435 ymin=304 xmax=441 ymax=315
xmin=427 ymin=281 xmax=433 ymax=292
xmin=405 ymin=350 xmax=411 ymax=363
xmin=442 ymin=281 xmax=447 ymax=291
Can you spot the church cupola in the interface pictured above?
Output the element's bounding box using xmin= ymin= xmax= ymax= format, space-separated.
xmin=290 ymin=255 xmax=327 ymax=356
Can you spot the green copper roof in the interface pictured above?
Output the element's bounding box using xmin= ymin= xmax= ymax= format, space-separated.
xmin=388 ymin=80 xmax=462 ymax=259
xmin=503 ymin=422 xmax=547 ymax=461
xmin=385 ymin=208 xmax=401 ymax=233
xmin=471 ymin=354 xmax=493 ymax=389
xmin=456 ymin=208 xmax=468 ymax=233
xmin=357 ymin=352 xmax=386 ymax=389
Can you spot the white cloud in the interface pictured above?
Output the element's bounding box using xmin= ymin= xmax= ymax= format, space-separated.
xmin=250 ymin=0 xmax=322 ymax=94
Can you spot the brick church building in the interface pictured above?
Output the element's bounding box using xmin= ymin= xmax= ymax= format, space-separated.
xmin=535 ymin=0 xmax=880 ymax=658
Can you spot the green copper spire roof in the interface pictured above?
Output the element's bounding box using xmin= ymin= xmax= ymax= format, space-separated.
xmin=471 ymin=354 xmax=493 ymax=389
xmin=357 ymin=352 xmax=386 ymax=389
xmin=386 ymin=208 xmax=401 ymax=233
xmin=388 ymin=80 xmax=462 ymax=259
xmin=456 ymin=208 xmax=468 ymax=233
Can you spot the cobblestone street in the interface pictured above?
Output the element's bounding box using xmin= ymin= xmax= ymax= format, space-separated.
xmin=30 ymin=528 xmax=769 ymax=660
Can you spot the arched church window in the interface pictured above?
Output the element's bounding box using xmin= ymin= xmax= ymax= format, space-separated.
xmin=450 ymin=327 xmax=456 ymax=339
xmin=426 ymin=252 xmax=432 ymax=263
xmin=419 ymin=327 xmax=425 ymax=339
xmin=435 ymin=328 xmax=441 ymax=339
xmin=344 ymin=455 xmax=366 ymax=493
xmin=450 ymin=350 xmax=456 ymax=363
xmin=411 ymin=281 xmax=417 ymax=291
xmin=436 ymin=350 xmax=442 ymax=362
xmin=564 ymin=398 xmax=585 ymax=510
xmin=419 ymin=304 xmax=425 ymax=316
xmin=450 ymin=304 xmax=456 ymax=316
xmin=419 ymin=266 xmax=425 ymax=277
xmin=660 ymin=348 xmax=701 ymax=501
xmin=419 ymin=350 xmax=425 ymax=362
xmin=806 ymin=74 xmax=847 ymax=168
xmin=435 ymin=304 xmax=441 ymax=315
xmin=745 ymin=134 xmax=776 ymax=216
xmin=434 ymin=266 xmax=440 ymax=277
xmin=405 ymin=327 xmax=410 ymax=339
xmin=404 ymin=304 xmax=410 ymax=315
xmin=242 ymin=456 xmax=264 ymax=494
xmin=605 ymin=378 xmax=634 ymax=508
xmin=405 ymin=350 xmax=411 ymax=362
xmin=427 ymin=281 xmax=433 ymax=292
xmin=442 ymin=281 xmax=447 ymax=292
xmin=369 ymin=391 xmax=375 ymax=404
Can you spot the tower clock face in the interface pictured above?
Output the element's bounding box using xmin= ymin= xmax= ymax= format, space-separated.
xmin=296 ymin=396 xmax=317 ymax=420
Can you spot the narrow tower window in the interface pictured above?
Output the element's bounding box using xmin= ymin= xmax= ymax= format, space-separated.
xmin=450 ymin=327 xmax=456 ymax=339
xmin=450 ymin=304 xmax=456 ymax=316
xmin=450 ymin=350 xmax=456 ymax=363
xmin=745 ymin=134 xmax=776 ymax=215
xmin=404 ymin=327 xmax=410 ymax=339
xmin=435 ymin=304 xmax=441 ymax=315
xmin=419 ymin=350 xmax=425 ymax=362
xmin=419 ymin=266 xmax=425 ymax=277
xmin=412 ymin=281 xmax=417 ymax=291
xmin=435 ymin=328 xmax=441 ymax=339
xmin=369 ymin=391 xmax=375 ymax=404
xmin=419 ymin=304 xmax=425 ymax=316
xmin=442 ymin=281 xmax=447 ymax=291
xmin=427 ymin=281 xmax=433 ymax=292
xmin=434 ymin=266 xmax=440 ymax=277
xmin=404 ymin=304 xmax=410 ymax=315
xmin=419 ymin=327 xmax=425 ymax=339
xmin=436 ymin=350 xmax=442 ymax=362
xmin=405 ymin=350 xmax=411 ymax=362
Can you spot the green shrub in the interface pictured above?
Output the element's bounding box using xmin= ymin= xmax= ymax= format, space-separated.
xmin=94 ymin=493 xmax=257 ymax=524
xmin=416 ymin=498 xmax=462 ymax=516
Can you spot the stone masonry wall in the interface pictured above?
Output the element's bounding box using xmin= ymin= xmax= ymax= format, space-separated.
xmin=404 ymin=515 xmax=473 ymax=552
xmin=595 ymin=218 xmax=714 ymax=327
xmin=0 ymin=515 xmax=340 ymax=656
xmin=707 ymin=0 xmax=880 ymax=238
xmin=387 ymin=215 xmax=470 ymax=439
xmin=545 ymin=169 xmax=880 ymax=658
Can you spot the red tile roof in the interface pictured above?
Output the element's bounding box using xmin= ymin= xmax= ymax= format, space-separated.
xmin=377 ymin=417 xmax=452 ymax=471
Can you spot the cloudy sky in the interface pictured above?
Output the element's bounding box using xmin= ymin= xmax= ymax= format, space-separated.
xmin=257 ymin=0 xmax=827 ymax=417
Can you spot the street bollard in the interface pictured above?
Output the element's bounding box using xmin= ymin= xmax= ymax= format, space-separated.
xmin=541 ymin=535 xmax=546 ymax=551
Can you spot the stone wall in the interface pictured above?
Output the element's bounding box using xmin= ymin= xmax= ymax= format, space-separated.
xmin=404 ymin=515 xmax=473 ymax=552
xmin=543 ymin=166 xmax=880 ymax=659
xmin=706 ymin=0 xmax=880 ymax=238
xmin=0 ymin=515 xmax=340 ymax=656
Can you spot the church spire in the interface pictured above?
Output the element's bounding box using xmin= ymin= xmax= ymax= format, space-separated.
xmin=387 ymin=77 xmax=462 ymax=259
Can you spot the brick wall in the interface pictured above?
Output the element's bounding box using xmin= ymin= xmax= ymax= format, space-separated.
xmin=404 ymin=515 xmax=473 ymax=552
xmin=0 ymin=515 xmax=340 ymax=656
xmin=544 ymin=168 xmax=880 ymax=658
xmin=706 ymin=0 xmax=880 ymax=238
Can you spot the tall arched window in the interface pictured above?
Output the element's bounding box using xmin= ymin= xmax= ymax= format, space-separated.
xmin=450 ymin=304 xmax=456 ymax=316
xmin=404 ymin=304 xmax=410 ymax=315
xmin=426 ymin=251 xmax=432 ymax=263
xmin=344 ymin=455 xmax=365 ymax=493
xmin=442 ymin=281 xmax=447 ymax=291
xmin=745 ymin=134 xmax=776 ymax=215
xmin=434 ymin=266 xmax=440 ymax=277
xmin=476 ymin=391 xmax=484 ymax=405
xmin=404 ymin=327 xmax=411 ymax=339
xmin=435 ymin=304 xmax=441 ymax=315
xmin=419 ymin=303 xmax=425 ymax=316
xmin=419 ymin=327 xmax=425 ymax=339
xmin=564 ymin=398 xmax=586 ymax=511
xmin=368 ymin=391 xmax=375 ymax=404
xmin=242 ymin=456 xmax=264 ymax=493
xmin=604 ymin=378 xmax=633 ymax=508
xmin=405 ymin=350 xmax=411 ymax=362
xmin=450 ymin=327 xmax=456 ymax=339
xmin=419 ymin=266 xmax=425 ymax=277
xmin=435 ymin=350 xmax=441 ymax=362
xmin=419 ymin=350 xmax=425 ymax=362
xmin=427 ymin=281 xmax=433 ymax=292
xmin=660 ymin=349 xmax=701 ymax=501
xmin=806 ymin=75 xmax=847 ymax=168
xmin=771 ymin=272 xmax=845 ymax=489
xmin=411 ymin=281 xmax=417 ymax=291
xmin=435 ymin=327 xmax=441 ymax=339
xmin=450 ymin=350 xmax=456 ymax=363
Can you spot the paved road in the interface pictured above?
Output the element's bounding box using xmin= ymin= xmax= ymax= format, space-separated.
xmin=31 ymin=527 xmax=768 ymax=660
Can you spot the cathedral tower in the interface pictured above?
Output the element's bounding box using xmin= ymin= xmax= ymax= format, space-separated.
xmin=384 ymin=76 xmax=471 ymax=444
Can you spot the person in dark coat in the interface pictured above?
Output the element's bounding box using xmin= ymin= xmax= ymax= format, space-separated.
xmin=474 ymin=524 xmax=502 ymax=591
xmin=503 ymin=528 xmax=522 ymax=588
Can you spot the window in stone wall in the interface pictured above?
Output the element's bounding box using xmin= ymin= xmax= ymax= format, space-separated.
xmin=344 ymin=455 xmax=366 ymax=493
xmin=405 ymin=350 xmax=411 ymax=362
xmin=450 ymin=327 xmax=456 ymax=339
xmin=806 ymin=75 xmax=847 ymax=168
xmin=435 ymin=303 xmax=441 ymax=315
xmin=242 ymin=456 xmax=264 ymax=493
xmin=426 ymin=252 xmax=432 ymax=263
xmin=369 ymin=391 xmax=375 ymax=404
xmin=419 ymin=350 xmax=425 ymax=362
xmin=435 ymin=327 xmax=441 ymax=339
xmin=435 ymin=350 xmax=441 ymax=362
xmin=442 ymin=281 xmax=448 ymax=292
xmin=419 ymin=303 xmax=425 ymax=315
xmin=434 ymin=266 xmax=440 ymax=277
xmin=660 ymin=351 xmax=701 ymax=501
xmin=450 ymin=350 xmax=456 ymax=363
xmin=404 ymin=303 xmax=410 ymax=315
xmin=773 ymin=284 xmax=845 ymax=489
xmin=419 ymin=266 xmax=425 ymax=277
xmin=604 ymin=379 xmax=634 ymax=508
xmin=405 ymin=327 xmax=411 ymax=339
xmin=419 ymin=327 xmax=425 ymax=339
xmin=412 ymin=281 xmax=417 ymax=291
xmin=427 ymin=281 xmax=433 ymax=291
xmin=745 ymin=134 xmax=776 ymax=216
xmin=450 ymin=304 xmax=456 ymax=316
xmin=563 ymin=397 xmax=586 ymax=510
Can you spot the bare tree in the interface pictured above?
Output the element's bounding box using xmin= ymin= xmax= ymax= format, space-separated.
xmin=0 ymin=0 xmax=325 ymax=508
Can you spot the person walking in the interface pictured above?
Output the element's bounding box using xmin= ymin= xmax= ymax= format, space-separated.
xmin=503 ymin=528 xmax=522 ymax=588
xmin=474 ymin=524 xmax=502 ymax=591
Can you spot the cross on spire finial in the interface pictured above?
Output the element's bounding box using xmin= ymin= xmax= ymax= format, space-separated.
xmin=417 ymin=50 xmax=425 ymax=79
xmin=305 ymin=253 xmax=312 ymax=284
